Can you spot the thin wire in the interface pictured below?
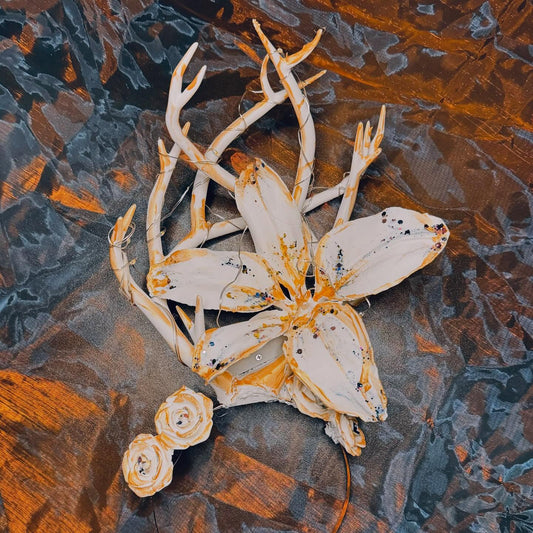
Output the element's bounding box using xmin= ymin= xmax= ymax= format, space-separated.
xmin=332 ymin=447 xmax=351 ymax=533
xmin=358 ymin=297 xmax=371 ymax=317
xmin=173 ymin=449 xmax=183 ymax=466
xmin=107 ymin=222 xmax=135 ymax=249
xmin=213 ymin=404 xmax=228 ymax=417
xmin=215 ymin=224 xmax=249 ymax=328
xmin=144 ymin=169 xmax=212 ymax=246
xmin=152 ymin=501 xmax=160 ymax=533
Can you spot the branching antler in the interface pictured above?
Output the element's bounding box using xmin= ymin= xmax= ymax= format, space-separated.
xmin=109 ymin=22 xmax=386 ymax=371
xmin=165 ymin=43 xmax=236 ymax=192
xmin=109 ymin=205 xmax=193 ymax=366
xmin=169 ymin=56 xmax=326 ymax=254
xmin=335 ymin=104 xmax=386 ymax=227
xmin=252 ymin=19 xmax=322 ymax=209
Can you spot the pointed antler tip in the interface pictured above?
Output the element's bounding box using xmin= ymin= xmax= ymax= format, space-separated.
xmin=123 ymin=204 xmax=137 ymax=225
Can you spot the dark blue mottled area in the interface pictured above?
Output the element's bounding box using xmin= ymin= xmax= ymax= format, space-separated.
xmin=0 ymin=0 xmax=531 ymax=532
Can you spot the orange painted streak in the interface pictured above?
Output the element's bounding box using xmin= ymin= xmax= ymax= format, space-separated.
xmin=233 ymin=39 xmax=262 ymax=65
xmin=109 ymin=169 xmax=136 ymax=191
xmin=0 ymin=370 xmax=107 ymax=533
xmin=48 ymin=184 xmax=105 ymax=213
xmin=13 ymin=24 xmax=35 ymax=55
xmin=0 ymin=370 xmax=103 ymax=432
xmin=230 ymin=150 xmax=254 ymax=173
xmin=394 ymin=482 xmax=406 ymax=513
xmin=186 ymin=436 xmax=392 ymax=531
xmin=163 ymin=248 xmax=209 ymax=264
xmin=61 ymin=51 xmax=90 ymax=101
xmin=190 ymin=194 xmax=208 ymax=232
xmin=455 ymin=444 xmax=469 ymax=463
xmin=28 ymin=100 xmax=65 ymax=154
xmin=94 ymin=0 xmax=114 ymax=19
xmin=481 ymin=464 xmax=492 ymax=481
xmin=62 ymin=51 xmax=78 ymax=84
xmin=423 ymin=366 xmax=441 ymax=397
xmin=100 ymin=39 xmax=118 ymax=84
xmin=1 ymin=155 xmax=47 ymax=207
xmin=415 ymin=333 xmax=446 ymax=354
xmin=208 ymin=436 xmax=330 ymax=522
xmin=237 ymin=356 xmax=290 ymax=390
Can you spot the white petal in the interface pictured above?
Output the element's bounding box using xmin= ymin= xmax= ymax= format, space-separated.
xmin=236 ymin=160 xmax=310 ymax=295
xmin=284 ymin=301 xmax=387 ymax=421
xmin=286 ymin=376 xmax=329 ymax=420
xmin=315 ymin=207 xmax=449 ymax=300
xmin=148 ymin=249 xmax=286 ymax=312
xmin=325 ymin=413 xmax=366 ymax=456
xmin=193 ymin=310 xmax=289 ymax=381
xmin=210 ymin=339 xmax=292 ymax=407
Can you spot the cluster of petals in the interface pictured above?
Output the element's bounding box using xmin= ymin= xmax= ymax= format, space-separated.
xmin=147 ymin=160 xmax=449 ymax=455
xmin=122 ymin=387 xmax=213 ymax=497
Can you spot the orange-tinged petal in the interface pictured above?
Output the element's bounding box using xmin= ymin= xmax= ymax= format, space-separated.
xmin=325 ymin=413 xmax=366 ymax=456
xmin=211 ymin=346 xmax=292 ymax=407
xmin=284 ymin=301 xmax=387 ymax=422
xmin=315 ymin=207 xmax=449 ymax=301
xmin=193 ymin=310 xmax=290 ymax=381
xmin=285 ymin=375 xmax=329 ymax=420
xmin=235 ymin=160 xmax=310 ymax=296
xmin=147 ymin=248 xmax=286 ymax=312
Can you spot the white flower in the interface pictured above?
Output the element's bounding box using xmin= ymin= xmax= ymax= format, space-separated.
xmin=148 ymin=161 xmax=449 ymax=450
xmin=122 ymin=434 xmax=173 ymax=497
xmin=154 ymin=387 xmax=213 ymax=450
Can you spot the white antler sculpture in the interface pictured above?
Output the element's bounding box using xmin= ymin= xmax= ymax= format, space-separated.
xmin=111 ymin=20 xmax=449 ymax=496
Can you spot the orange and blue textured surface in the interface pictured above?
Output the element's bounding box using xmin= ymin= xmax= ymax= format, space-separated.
xmin=0 ymin=1 xmax=532 ymax=532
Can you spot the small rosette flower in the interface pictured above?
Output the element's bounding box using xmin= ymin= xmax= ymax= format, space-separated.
xmin=122 ymin=434 xmax=173 ymax=497
xmin=154 ymin=386 xmax=213 ymax=450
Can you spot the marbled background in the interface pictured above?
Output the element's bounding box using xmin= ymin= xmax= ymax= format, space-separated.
xmin=0 ymin=1 xmax=532 ymax=532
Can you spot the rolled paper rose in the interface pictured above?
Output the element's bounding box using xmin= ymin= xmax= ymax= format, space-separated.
xmin=154 ymin=386 xmax=213 ymax=449
xmin=122 ymin=433 xmax=174 ymax=497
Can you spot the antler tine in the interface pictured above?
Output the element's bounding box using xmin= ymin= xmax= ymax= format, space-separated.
xmin=192 ymin=296 xmax=205 ymax=344
xmin=334 ymin=105 xmax=386 ymax=227
xmin=253 ymin=19 xmax=322 ymax=209
xmin=371 ymin=104 xmax=386 ymax=153
xmin=286 ymin=27 xmax=324 ymax=67
xmin=178 ymin=103 xmax=383 ymax=245
xmin=146 ymin=123 xmax=190 ymax=267
xmin=167 ymin=61 xmax=326 ymax=255
xmin=165 ymin=43 xmax=236 ymax=192
xmin=109 ymin=205 xmax=193 ymax=366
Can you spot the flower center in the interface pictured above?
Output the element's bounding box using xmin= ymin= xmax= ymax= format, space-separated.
xmin=136 ymin=454 xmax=152 ymax=476
xmin=174 ymin=408 xmax=190 ymax=427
